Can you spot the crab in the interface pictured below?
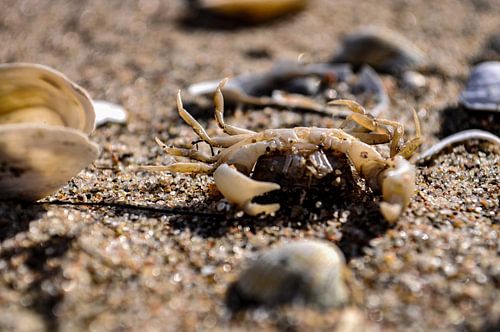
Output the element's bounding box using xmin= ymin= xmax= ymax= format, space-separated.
xmin=141 ymin=80 xmax=421 ymax=223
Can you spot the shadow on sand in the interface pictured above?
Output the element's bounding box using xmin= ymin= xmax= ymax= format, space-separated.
xmin=439 ymin=105 xmax=500 ymax=138
xmin=0 ymin=201 xmax=74 ymax=331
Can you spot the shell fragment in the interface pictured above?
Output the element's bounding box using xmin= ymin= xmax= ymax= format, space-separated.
xmin=93 ymin=100 xmax=128 ymax=126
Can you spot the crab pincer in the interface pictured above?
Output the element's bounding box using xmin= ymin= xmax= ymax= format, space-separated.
xmin=141 ymin=80 xmax=421 ymax=222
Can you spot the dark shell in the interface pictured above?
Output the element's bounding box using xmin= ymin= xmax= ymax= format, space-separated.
xmin=188 ymin=62 xmax=389 ymax=116
xmin=331 ymin=26 xmax=427 ymax=74
xmin=226 ymin=240 xmax=349 ymax=310
xmin=460 ymin=61 xmax=500 ymax=112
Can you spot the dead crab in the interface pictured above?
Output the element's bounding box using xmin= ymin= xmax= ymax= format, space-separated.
xmin=142 ymin=80 xmax=421 ymax=223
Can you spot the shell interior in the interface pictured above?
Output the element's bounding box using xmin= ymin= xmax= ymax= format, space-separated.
xmin=0 ymin=63 xmax=95 ymax=134
xmin=0 ymin=63 xmax=98 ymax=200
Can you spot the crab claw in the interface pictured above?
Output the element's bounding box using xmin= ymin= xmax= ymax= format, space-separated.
xmin=380 ymin=156 xmax=416 ymax=223
xmin=213 ymin=164 xmax=281 ymax=216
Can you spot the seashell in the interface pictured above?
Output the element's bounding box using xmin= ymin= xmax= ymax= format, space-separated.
xmin=0 ymin=63 xmax=95 ymax=133
xmin=188 ymin=62 xmax=352 ymax=101
xmin=93 ymin=100 xmax=128 ymax=126
xmin=226 ymin=240 xmax=349 ymax=309
xmin=331 ymin=26 xmax=427 ymax=74
xmin=416 ymin=129 xmax=500 ymax=164
xmin=0 ymin=63 xmax=99 ymax=200
xmin=192 ymin=0 xmax=309 ymax=22
xmin=459 ymin=61 xmax=500 ymax=112
xmin=189 ymin=62 xmax=388 ymax=116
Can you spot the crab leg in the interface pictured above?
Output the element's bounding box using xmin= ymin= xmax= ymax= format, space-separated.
xmin=137 ymin=162 xmax=215 ymax=173
xmin=214 ymin=79 xmax=256 ymax=136
xmin=155 ymin=137 xmax=219 ymax=163
xmin=332 ymin=99 xmax=405 ymax=155
xmin=346 ymin=132 xmax=393 ymax=145
xmin=177 ymin=90 xmax=214 ymax=143
xmin=335 ymin=100 xmax=422 ymax=159
xmin=214 ymin=164 xmax=281 ymax=216
xmin=322 ymin=131 xmax=415 ymax=223
xmin=396 ymin=109 xmax=422 ymax=159
xmin=329 ymin=99 xmax=367 ymax=116
xmin=177 ymin=90 xmax=247 ymax=148
xmin=370 ymin=118 xmax=403 ymax=157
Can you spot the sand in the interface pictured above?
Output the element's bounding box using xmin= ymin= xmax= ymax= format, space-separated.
xmin=0 ymin=0 xmax=499 ymax=331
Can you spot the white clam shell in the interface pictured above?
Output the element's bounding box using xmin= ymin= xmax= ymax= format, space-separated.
xmin=0 ymin=63 xmax=95 ymax=133
xmin=227 ymin=240 xmax=349 ymax=309
xmin=93 ymin=100 xmax=128 ymax=126
xmin=0 ymin=63 xmax=99 ymax=200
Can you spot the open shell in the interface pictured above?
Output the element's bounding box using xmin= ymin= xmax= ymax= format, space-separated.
xmin=0 ymin=63 xmax=99 ymax=200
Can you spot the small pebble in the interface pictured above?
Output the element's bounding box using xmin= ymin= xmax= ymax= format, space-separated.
xmin=402 ymin=70 xmax=427 ymax=91
xmin=226 ymin=240 xmax=349 ymax=309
